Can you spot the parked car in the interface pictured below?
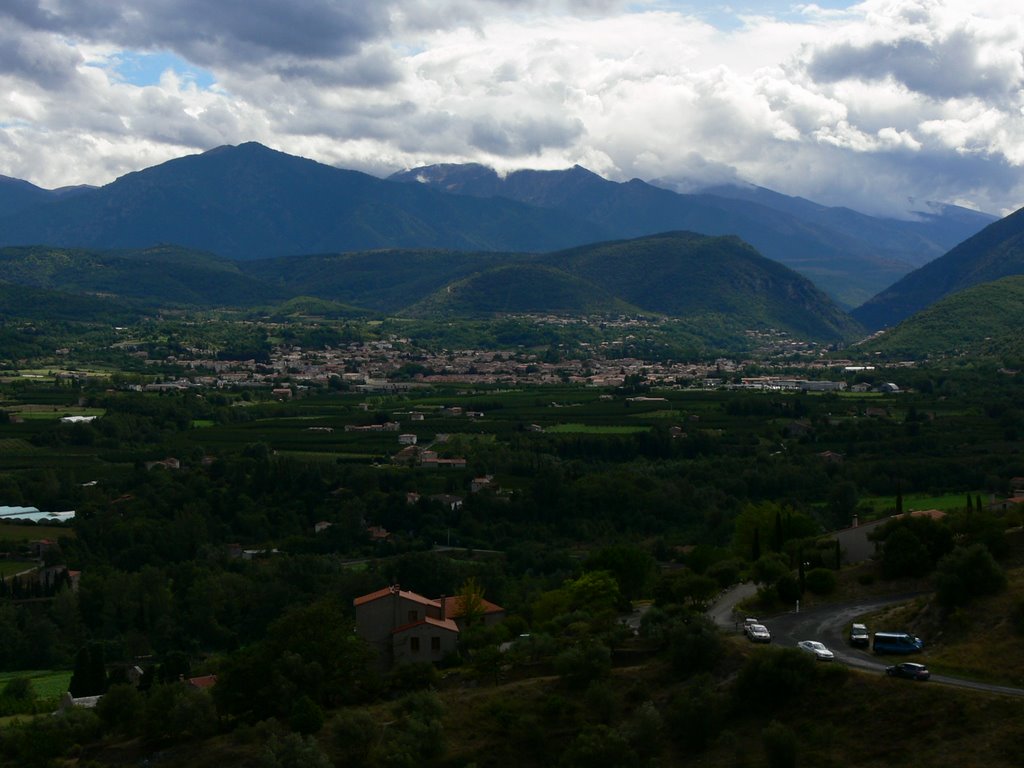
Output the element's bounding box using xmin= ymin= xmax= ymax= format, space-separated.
xmin=745 ymin=623 xmax=772 ymax=643
xmin=849 ymin=623 xmax=870 ymax=647
xmin=797 ymin=640 xmax=835 ymax=660
xmin=886 ymin=662 xmax=931 ymax=681
xmin=873 ymin=631 xmax=924 ymax=654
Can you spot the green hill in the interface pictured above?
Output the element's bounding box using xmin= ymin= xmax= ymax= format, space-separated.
xmin=544 ymin=232 xmax=863 ymax=341
xmin=858 ymin=275 xmax=1024 ymax=360
xmin=403 ymin=263 xmax=639 ymax=317
xmin=0 ymin=281 xmax=142 ymax=323
xmin=0 ymin=245 xmax=283 ymax=307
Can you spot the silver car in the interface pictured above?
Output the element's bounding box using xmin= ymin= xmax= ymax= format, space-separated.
xmin=797 ymin=640 xmax=835 ymax=660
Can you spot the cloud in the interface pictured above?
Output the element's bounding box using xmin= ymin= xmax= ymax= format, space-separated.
xmin=808 ymin=28 xmax=1024 ymax=101
xmin=0 ymin=26 xmax=82 ymax=88
xmin=2 ymin=0 xmax=1024 ymax=218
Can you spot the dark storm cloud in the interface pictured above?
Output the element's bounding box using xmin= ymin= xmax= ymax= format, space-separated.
xmin=2 ymin=1 xmax=392 ymax=66
xmin=274 ymin=47 xmax=404 ymax=88
xmin=0 ymin=27 xmax=82 ymax=88
xmin=468 ymin=114 xmax=585 ymax=156
xmin=808 ymin=29 xmax=1023 ymax=100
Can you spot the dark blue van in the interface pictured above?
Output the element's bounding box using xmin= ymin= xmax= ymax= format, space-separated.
xmin=872 ymin=631 xmax=923 ymax=654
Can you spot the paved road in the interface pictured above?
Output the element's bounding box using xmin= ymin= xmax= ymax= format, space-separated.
xmin=707 ymin=585 xmax=1024 ymax=698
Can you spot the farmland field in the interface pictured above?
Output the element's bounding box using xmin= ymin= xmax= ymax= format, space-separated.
xmin=0 ymin=670 xmax=72 ymax=700
xmin=546 ymin=423 xmax=651 ymax=434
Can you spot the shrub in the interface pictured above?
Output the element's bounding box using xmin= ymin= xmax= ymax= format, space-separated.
xmin=96 ymin=683 xmax=143 ymax=736
xmin=259 ymin=731 xmax=332 ymax=768
xmin=666 ymin=675 xmax=721 ymax=753
xmin=934 ymin=544 xmax=1007 ymax=607
xmin=326 ymin=709 xmax=376 ymax=768
xmin=559 ymin=724 xmax=638 ymax=768
xmin=2 ymin=677 xmax=33 ymax=701
xmin=388 ymin=661 xmax=439 ymax=692
xmin=668 ymin=616 xmax=722 ymax=679
xmin=555 ymin=641 xmax=611 ymax=690
xmin=734 ymin=647 xmax=817 ymax=707
xmin=804 ymin=568 xmax=837 ymax=595
xmin=762 ymin=720 xmax=798 ymax=768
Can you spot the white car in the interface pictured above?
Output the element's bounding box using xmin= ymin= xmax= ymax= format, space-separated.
xmin=745 ymin=623 xmax=772 ymax=643
xmin=797 ymin=640 xmax=834 ymax=660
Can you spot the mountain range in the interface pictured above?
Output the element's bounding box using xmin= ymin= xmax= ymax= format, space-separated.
xmin=0 ymin=143 xmax=994 ymax=309
xmin=391 ymin=163 xmax=994 ymax=307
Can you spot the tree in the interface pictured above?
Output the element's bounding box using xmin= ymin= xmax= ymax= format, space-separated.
xmin=69 ymin=644 xmax=107 ymax=698
xmin=654 ymin=570 xmax=718 ymax=611
xmin=668 ymin=616 xmax=722 ymax=679
xmin=566 ymin=571 xmax=622 ymax=616
xmin=872 ymin=516 xmax=954 ymax=579
xmin=455 ymin=576 xmax=487 ymax=628
xmin=584 ymin=545 xmax=657 ymax=601
xmin=934 ymin=544 xmax=1007 ymax=608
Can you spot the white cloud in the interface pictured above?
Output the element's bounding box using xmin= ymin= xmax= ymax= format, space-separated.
xmin=1 ymin=0 xmax=1024 ymax=216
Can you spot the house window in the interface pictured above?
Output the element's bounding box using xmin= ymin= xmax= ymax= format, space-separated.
xmin=431 ymin=636 xmax=441 ymax=652
xmin=408 ymin=610 xmax=418 ymax=622
xmin=410 ymin=637 xmax=420 ymax=653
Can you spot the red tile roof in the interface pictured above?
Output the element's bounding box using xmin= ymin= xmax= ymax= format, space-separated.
xmin=353 ymin=585 xmax=440 ymax=609
xmin=440 ymin=595 xmax=504 ymax=618
xmin=187 ymin=674 xmax=218 ymax=689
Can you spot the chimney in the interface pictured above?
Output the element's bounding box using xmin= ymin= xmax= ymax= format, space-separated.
xmin=440 ymin=594 xmax=446 ymax=621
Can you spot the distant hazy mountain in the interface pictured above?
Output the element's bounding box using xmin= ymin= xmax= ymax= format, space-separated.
xmin=391 ymin=164 xmax=993 ymax=307
xmin=0 ymin=143 xmax=603 ymax=259
xmin=857 ymin=275 xmax=1024 ymax=360
xmin=852 ymin=205 xmax=1024 ymax=330
xmin=686 ymin=182 xmax=995 ymax=269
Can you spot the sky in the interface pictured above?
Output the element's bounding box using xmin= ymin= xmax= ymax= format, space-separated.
xmin=2 ymin=0 xmax=1024 ymax=217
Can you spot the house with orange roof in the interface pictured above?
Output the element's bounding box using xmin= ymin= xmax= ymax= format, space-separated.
xmin=440 ymin=595 xmax=506 ymax=630
xmin=354 ymin=584 xmax=501 ymax=667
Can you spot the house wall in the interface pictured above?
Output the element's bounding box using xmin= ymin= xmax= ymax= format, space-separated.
xmin=392 ymin=624 xmax=458 ymax=665
xmin=832 ymin=518 xmax=889 ymax=564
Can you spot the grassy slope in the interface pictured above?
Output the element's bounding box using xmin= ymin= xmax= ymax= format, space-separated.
xmin=860 ymin=275 xmax=1024 ymax=360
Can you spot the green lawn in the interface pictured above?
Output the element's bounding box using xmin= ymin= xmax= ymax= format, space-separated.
xmin=0 ymin=670 xmax=71 ymax=700
xmin=861 ymin=492 xmax=978 ymax=515
xmin=0 ymin=562 xmax=34 ymax=577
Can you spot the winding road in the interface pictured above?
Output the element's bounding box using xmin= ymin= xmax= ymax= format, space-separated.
xmin=709 ymin=584 xmax=1024 ymax=697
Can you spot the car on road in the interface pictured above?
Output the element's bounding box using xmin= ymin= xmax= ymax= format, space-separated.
xmin=745 ymin=623 xmax=771 ymax=643
xmin=849 ymin=623 xmax=869 ymax=647
xmin=886 ymin=662 xmax=931 ymax=681
xmin=797 ymin=640 xmax=835 ymax=660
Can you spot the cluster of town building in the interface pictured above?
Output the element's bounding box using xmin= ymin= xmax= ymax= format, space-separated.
xmin=118 ymin=334 xmax=868 ymax=395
